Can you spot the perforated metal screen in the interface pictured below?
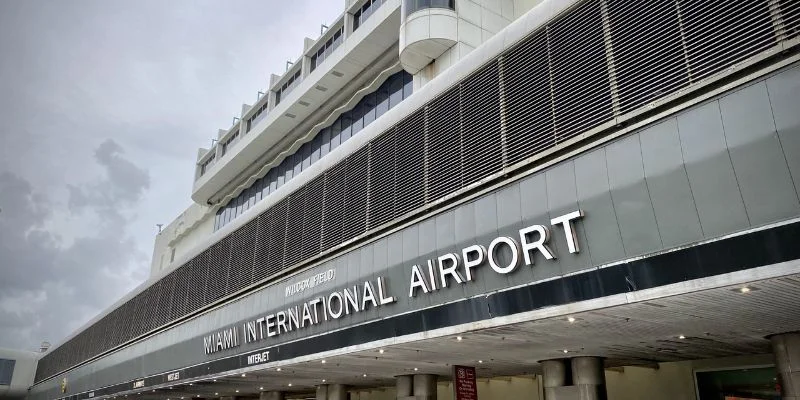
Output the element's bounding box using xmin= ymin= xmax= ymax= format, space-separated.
xmin=35 ymin=0 xmax=798 ymax=383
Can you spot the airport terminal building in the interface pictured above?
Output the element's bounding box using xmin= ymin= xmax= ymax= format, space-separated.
xmin=7 ymin=0 xmax=800 ymax=399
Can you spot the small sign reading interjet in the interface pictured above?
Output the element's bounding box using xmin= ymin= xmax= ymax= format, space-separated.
xmin=203 ymin=326 xmax=241 ymax=355
xmin=247 ymin=350 xmax=270 ymax=366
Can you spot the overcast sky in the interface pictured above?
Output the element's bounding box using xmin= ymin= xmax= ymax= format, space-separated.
xmin=0 ymin=0 xmax=342 ymax=351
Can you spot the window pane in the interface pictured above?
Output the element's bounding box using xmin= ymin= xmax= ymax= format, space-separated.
xmin=340 ymin=114 xmax=352 ymax=142
xmin=311 ymin=134 xmax=322 ymax=163
xmin=376 ymin=82 xmax=390 ymax=117
xmin=320 ymin=127 xmax=331 ymax=156
xmin=293 ymin=151 xmax=302 ymax=177
xmin=389 ymin=73 xmax=404 ymax=107
xmin=302 ymin=143 xmax=312 ymax=170
xmin=351 ymin=102 xmax=364 ymax=134
xmin=403 ymin=71 xmax=414 ymax=99
xmin=363 ymin=93 xmax=377 ymax=126
xmin=269 ymin=170 xmax=278 ymax=192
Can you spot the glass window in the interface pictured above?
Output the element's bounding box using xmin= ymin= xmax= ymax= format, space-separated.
xmin=389 ymin=74 xmax=404 ymax=107
xmin=363 ymin=93 xmax=377 ymax=126
xmin=249 ymin=186 xmax=257 ymax=207
xmin=223 ymin=204 xmax=231 ymax=225
xmin=269 ymin=170 xmax=278 ymax=193
xmin=242 ymin=189 xmax=250 ymax=212
xmin=403 ymin=71 xmax=414 ymax=99
xmin=311 ymin=134 xmax=322 ymax=163
xmin=0 ymin=359 xmax=15 ymax=385
xmin=320 ymin=127 xmax=331 ymax=157
xmin=330 ymin=119 xmax=341 ymax=151
xmin=695 ymin=367 xmax=779 ymax=400
xmin=376 ymin=82 xmax=390 ymax=118
xmin=293 ymin=152 xmax=302 ymax=177
xmin=340 ymin=114 xmax=352 ymax=143
xmin=351 ymin=102 xmax=364 ymax=134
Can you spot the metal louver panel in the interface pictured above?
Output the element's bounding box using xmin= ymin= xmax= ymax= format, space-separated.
xmin=606 ymin=0 xmax=690 ymax=113
xmin=253 ymin=210 xmax=276 ymax=281
xmin=284 ymin=188 xmax=307 ymax=267
xmin=171 ymin=264 xmax=191 ymax=320
xmin=781 ymin=0 xmax=800 ymax=39
xmin=461 ymin=61 xmax=502 ymax=185
xmin=268 ymin=200 xmax=289 ymax=271
xmin=228 ymin=219 xmax=257 ymax=292
xmin=368 ymin=129 xmax=397 ymax=229
xmin=681 ymin=0 xmax=776 ymax=82
xmin=394 ymin=110 xmax=426 ymax=217
xmin=343 ymin=146 xmax=369 ymax=239
xmin=37 ymin=0 xmax=800 ymax=381
xmin=302 ymin=176 xmax=326 ymax=259
xmin=205 ymin=238 xmax=231 ymax=303
xmin=151 ymin=279 xmax=170 ymax=328
xmin=426 ymin=87 xmax=462 ymax=202
xmin=186 ymin=256 xmax=208 ymax=314
xmin=549 ymin=0 xmax=614 ymax=142
xmin=322 ymin=163 xmax=347 ymax=250
xmin=503 ymin=30 xmax=554 ymax=165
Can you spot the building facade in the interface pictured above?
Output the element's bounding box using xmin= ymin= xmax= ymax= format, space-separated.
xmin=22 ymin=0 xmax=800 ymax=399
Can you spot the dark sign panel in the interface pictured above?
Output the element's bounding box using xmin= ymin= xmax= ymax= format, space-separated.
xmin=453 ymin=365 xmax=478 ymax=400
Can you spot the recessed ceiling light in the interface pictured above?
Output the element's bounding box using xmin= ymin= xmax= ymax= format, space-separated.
xmin=678 ymin=335 xmax=686 ymax=339
xmin=562 ymin=349 xmax=569 ymax=353
xmin=414 ymin=367 xmax=418 ymax=371
xmin=189 ymin=383 xmax=193 ymax=386
xmin=456 ymin=336 xmax=463 ymax=341
xmin=241 ymin=373 xmax=246 ymax=377
xmin=478 ymin=360 xmax=483 ymax=364
xmin=322 ymin=379 xmax=327 ymax=383
xmin=288 ymin=383 xmax=293 ymax=387
xmin=213 ymin=379 xmax=217 ymax=382
xmin=215 ymin=393 xmax=219 ymax=396
xmin=321 ymin=359 xmax=327 ymax=364
xmin=277 ymin=368 xmax=282 ymax=371
xmin=260 ymin=387 xmax=264 ymax=390
xmin=379 ymin=349 xmax=385 ymax=354
xmin=235 ymin=390 xmax=239 ymax=393
xmin=740 ymin=287 xmax=751 ymax=293
xmin=363 ymin=374 xmax=367 ymax=377
xmin=567 ymin=317 xmax=576 ymax=323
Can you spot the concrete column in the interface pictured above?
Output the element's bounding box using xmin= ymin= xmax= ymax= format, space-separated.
xmin=541 ymin=357 xmax=606 ymax=400
xmin=316 ymin=385 xmax=328 ymax=400
xmin=328 ymin=384 xmax=348 ymax=400
xmin=396 ymin=375 xmax=413 ymax=398
xmin=413 ymin=374 xmax=436 ymax=400
xmin=772 ymin=332 xmax=800 ymax=400
xmin=260 ymin=391 xmax=285 ymax=400
xmin=571 ymin=357 xmax=606 ymax=400
xmin=317 ymin=384 xmax=348 ymax=400
xmin=397 ymin=374 xmax=436 ymax=400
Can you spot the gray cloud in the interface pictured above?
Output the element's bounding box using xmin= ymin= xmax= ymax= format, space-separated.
xmin=0 ymin=141 xmax=149 ymax=347
xmin=0 ymin=0 xmax=342 ymax=350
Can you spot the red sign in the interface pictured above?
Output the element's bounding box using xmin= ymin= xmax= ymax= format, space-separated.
xmin=453 ymin=365 xmax=478 ymax=400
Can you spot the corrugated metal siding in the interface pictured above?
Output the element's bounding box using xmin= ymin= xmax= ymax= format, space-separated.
xmin=35 ymin=0 xmax=798 ymax=382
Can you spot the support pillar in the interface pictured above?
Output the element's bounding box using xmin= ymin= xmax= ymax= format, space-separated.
xmin=316 ymin=384 xmax=348 ymax=400
xmin=541 ymin=357 xmax=606 ymax=400
xmin=772 ymin=332 xmax=800 ymax=400
xmin=397 ymin=374 xmax=436 ymax=400
xmin=260 ymin=391 xmax=285 ymax=400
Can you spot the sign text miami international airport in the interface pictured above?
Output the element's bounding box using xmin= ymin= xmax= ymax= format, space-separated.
xmin=203 ymin=210 xmax=584 ymax=358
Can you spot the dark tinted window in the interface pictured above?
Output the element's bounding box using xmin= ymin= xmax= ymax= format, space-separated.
xmin=0 ymin=359 xmax=14 ymax=385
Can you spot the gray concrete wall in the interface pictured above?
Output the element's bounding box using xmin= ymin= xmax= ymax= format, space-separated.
xmin=29 ymin=62 xmax=800 ymax=400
